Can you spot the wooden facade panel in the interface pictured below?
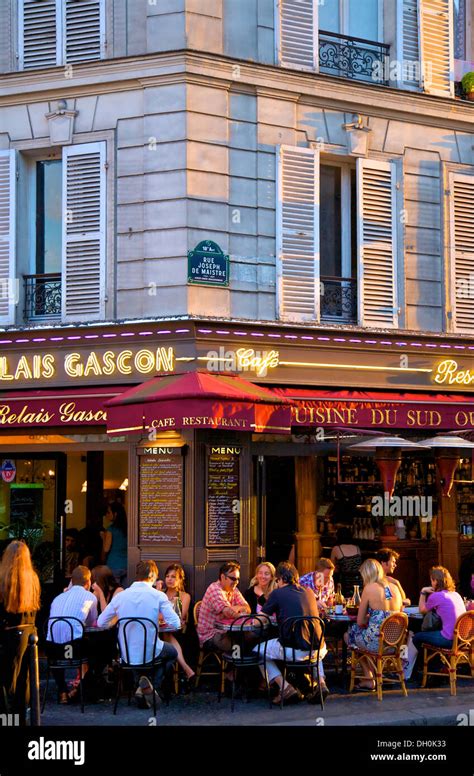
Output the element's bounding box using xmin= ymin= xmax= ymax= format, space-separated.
xmin=404 ymin=173 xmax=441 ymax=203
xmin=405 ymin=200 xmax=440 ymax=228
xmin=405 ymin=252 xmax=442 ymax=281
xmin=406 ymin=278 xmax=442 ymax=306
xmin=405 ymin=225 xmax=441 ymax=255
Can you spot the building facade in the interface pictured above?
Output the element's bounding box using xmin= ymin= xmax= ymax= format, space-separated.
xmin=0 ymin=0 xmax=474 ymax=599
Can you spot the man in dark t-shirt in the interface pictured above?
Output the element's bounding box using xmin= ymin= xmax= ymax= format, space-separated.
xmin=255 ymin=562 xmax=327 ymax=704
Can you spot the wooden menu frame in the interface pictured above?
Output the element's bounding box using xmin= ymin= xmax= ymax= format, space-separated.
xmin=206 ymin=445 xmax=241 ymax=547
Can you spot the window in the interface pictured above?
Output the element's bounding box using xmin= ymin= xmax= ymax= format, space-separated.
xmin=319 ymin=0 xmax=381 ymax=41
xmin=19 ymin=0 xmax=104 ymax=70
xmin=0 ymin=142 xmax=106 ymax=326
xmin=449 ymin=172 xmax=474 ymax=334
xmin=453 ymin=0 xmax=466 ymax=59
xmin=399 ymin=0 xmax=454 ymax=96
xmin=276 ymin=146 xmax=398 ymax=329
xmin=319 ymin=164 xmax=357 ymax=322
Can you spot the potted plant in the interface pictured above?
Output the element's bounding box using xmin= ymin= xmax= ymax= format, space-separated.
xmin=461 ymin=72 xmax=474 ymax=101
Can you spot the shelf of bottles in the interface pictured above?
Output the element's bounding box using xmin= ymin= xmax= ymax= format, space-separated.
xmin=455 ymin=457 xmax=474 ymax=538
xmin=322 ymin=454 xmax=438 ymax=540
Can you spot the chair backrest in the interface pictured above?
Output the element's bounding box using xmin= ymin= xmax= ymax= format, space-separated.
xmin=46 ymin=616 xmax=85 ymax=645
xmin=452 ymin=611 xmax=474 ymax=651
xmin=194 ymin=601 xmax=202 ymax=627
xmin=116 ymin=617 xmax=159 ymax=666
xmin=281 ymin=616 xmax=325 ymax=662
xmin=378 ymin=612 xmax=408 ymax=655
xmin=227 ymin=613 xmax=271 ymax=659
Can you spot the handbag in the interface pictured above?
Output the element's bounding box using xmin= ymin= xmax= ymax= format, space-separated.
xmin=421 ymin=609 xmax=442 ymax=632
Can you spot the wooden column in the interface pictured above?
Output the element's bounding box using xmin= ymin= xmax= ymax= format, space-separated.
xmin=86 ymin=451 xmax=104 ymax=528
xmin=295 ymin=456 xmax=321 ymax=574
xmin=438 ymin=492 xmax=460 ymax=580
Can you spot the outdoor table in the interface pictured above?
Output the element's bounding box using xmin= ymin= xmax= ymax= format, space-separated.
xmin=324 ymin=613 xmax=356 ymax=676
xmin=158 ymin=623 xmax=181 ymax=633
xmin=215 ymin=614 xmax=270 ymax=632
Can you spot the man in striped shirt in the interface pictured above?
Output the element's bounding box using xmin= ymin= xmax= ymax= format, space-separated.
xmin=46 ymin=565 xmax=98 ymax=703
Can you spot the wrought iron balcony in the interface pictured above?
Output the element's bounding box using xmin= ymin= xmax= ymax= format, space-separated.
xmin=320 ymin=276 xmax=358 ymax=323
xmin=24 ymin=274 xmax=61 ymax=320
xmin=319 ymin=30 xmax=390 ymax=85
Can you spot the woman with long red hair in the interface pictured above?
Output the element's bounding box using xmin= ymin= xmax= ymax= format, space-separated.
xmin=0 ymin=540 xmax=41 ymax=724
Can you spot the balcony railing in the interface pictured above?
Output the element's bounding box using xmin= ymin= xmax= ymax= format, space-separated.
xmin=319 ymin=30 xmax=390 ymax=85
xmin=320 ymin=276 xmax=358 ymax=323
xmin=24 ymin=274 xmax=61 ymax=320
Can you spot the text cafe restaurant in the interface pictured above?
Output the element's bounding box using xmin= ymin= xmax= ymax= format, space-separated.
xmin=0 ymin=319 xmax=474 ymax=600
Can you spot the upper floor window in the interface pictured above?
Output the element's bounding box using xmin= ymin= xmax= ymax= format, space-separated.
xmin=319 ymin=0 xmax=381 ymax=42
xmin=19 ymin=0 xmax=104 ymax=70
xmin=276 ymin=146 xmax=398 ymax=329
xmin=453 ymin=0 xmax=466 ymax=59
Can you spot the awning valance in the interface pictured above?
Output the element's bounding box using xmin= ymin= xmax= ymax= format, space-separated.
xmin=105 ymin=372 xmax=293 ymax=435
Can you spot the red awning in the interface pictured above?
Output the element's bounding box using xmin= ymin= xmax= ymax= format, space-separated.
xmin=272 ymin=387 xmax=474 ymax=430
xmin=106 ymin=372 xmax=293 ymax=435
xmin=0 ymin=386 xmax=129 ymax=429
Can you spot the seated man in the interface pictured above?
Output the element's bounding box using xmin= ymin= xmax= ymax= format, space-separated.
xmin=300 ymin=558 xmax=335 ymax=612
xmin=376 ymin=548 xmax=411 ymax=606
xmin=197 ymin=562 xmax=250 ymax=655
xmin=97 ymin=560 xmax=179 ymax=708
xmin=256 ymin=561 xmax=328 ymax=704
xmin=46 ymin=565 xmax=98 ymax=703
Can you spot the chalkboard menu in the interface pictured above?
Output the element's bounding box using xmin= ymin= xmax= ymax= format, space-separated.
xmin=206 ymin=446 xmax=241 ymax=546
xmin=10 ymin=484 xmax=44 ymax=523
xmin=139 ymin=447 xmax=184 ymax=544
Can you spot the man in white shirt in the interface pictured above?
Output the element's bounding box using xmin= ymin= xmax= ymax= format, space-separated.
xmin=98 ymin=560 xmax=179 ymax=707
xmin=46 ymin=565 xmax=98 ymax=702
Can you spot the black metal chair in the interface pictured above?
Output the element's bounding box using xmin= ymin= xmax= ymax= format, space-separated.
xmin=42 ymin=617 xmax=87 ymax=714
xmin=222 ymin=614 xmax=272 ymax=712
xmin=278 ymin=615 xmax=326 ymax=710
xmin=113 ymin=617 xmax=172 ymax=716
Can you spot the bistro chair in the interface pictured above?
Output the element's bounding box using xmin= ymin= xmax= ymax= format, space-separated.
xmin=42 ymin=617 xmax=87 ymax=714
xmin=419 ymin=611 xmax=474 ymax=696
xmin=193 ymin=601 xmax=226 ymax=696
xmin=222 ymin=614 xmax=272 ymax=712
xmin=349 ymin=612 xmax=409 ymax=701
xmin=113 ymin=617 xmax=172 ymax=716
xmin=278 ymin=615 xmax=326 ymax=710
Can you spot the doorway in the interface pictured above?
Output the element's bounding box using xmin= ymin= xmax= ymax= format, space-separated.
xmin=257 ymin=456 xmax=297 ymax=569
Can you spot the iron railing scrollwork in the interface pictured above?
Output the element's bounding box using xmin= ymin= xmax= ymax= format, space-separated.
xmin=320 ymin=276 xmax=357 ymax=323
xmin=24 ymin=274 xmax=62 ymax=320
xmin=319 ymin=30 xmax=390 ymax=85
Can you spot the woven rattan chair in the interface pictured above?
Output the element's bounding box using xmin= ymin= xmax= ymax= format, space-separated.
xmin=419 ymin=611 xmax=474 ymax=696
xmin=193 ymin=601 xmax=226 ymax=696
xmin=349 ymin=612 xmax=409 ymax=701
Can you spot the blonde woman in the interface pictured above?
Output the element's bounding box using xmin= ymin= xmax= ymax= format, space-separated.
xmin=244 ymin=562 xmax=277 ymax=613
xmin=345 ymin=558 xmax=402 ymax=690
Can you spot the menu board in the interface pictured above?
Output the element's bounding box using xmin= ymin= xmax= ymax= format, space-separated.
xmin=10 ymin=484 xmax=44 ymax=524
xmin=139 ymin=448 xmax=183 ymax=544
xmin=206 ymin=447 xmax=241 ymax=546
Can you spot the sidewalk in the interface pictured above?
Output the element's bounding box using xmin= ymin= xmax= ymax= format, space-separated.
xmin=39 ymin=681 xmax=474 ymax=727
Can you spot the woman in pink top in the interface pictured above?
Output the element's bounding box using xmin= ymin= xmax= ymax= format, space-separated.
xmin=413 ymin=566 xmax=466 ymax=651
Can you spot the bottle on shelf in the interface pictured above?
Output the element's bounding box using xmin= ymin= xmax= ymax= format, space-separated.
xmin=335 ymin=584 xmax=345 ymax=615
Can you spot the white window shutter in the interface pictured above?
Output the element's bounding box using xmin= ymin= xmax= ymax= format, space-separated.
xmin=0 ymin=152 xmax=16 ymax=326
xmin=19 ymin=0 xmax=59 ymax=70
xmin=398 ymin=0 xmax=422 ymax=87
xmin=419 ymin=0 xmax=454 ymax=97
xmin=64 ymin=0 xmax=103 ymax=64
xmin=357 ymin=159 xmax=398 ymax=329
xmin=276 ymin=0 xmax=318 ymax=71
xmin=450 ymin=173 xmax=474 ymax=334
xmin=62 ymin=143 xmax=106 ymax=323
xmin=277 ymin=145 xmax=319 ymax=322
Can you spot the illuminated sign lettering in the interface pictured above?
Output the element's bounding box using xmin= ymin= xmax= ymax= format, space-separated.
xmin=432 ymin=359 xmax=474 ymax=386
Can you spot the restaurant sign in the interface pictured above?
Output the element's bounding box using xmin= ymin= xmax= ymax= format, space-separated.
xmin=292 ymin=402 xmax=474 ymax=429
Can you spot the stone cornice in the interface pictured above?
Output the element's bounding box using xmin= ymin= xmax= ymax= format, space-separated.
xmin=1 ymin=50 xmax=474 ymax=132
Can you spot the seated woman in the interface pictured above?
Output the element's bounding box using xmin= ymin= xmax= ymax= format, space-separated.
xmin=345 ymin=558 xmax=402 ymax=691
xmin=413 ymin=566 xmax=466 ymax=653
xmin=244 ymin=562 xmax=277 ymax=613
xmin=162 ymin=563 xmax=195 ymax=689
xmin=330 ymin=527 xmax=362 ymax=598
xmin=300 ymin=558 xmax=335 ymax=612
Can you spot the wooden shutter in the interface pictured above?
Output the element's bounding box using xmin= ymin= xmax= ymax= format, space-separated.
xmin=62 ymin=143 xmax=106 ymax=322
xmin=277 ymin=146 xmax=319 ymax=322
xmin=450 ymin=173 xmax=474 ymax=334
xmin=0 ymin=152 xmax=16 ymax=325
xmin=64 ymin=0 xmax=103 ymax=63
xmin=419 ymin=0 xmax=453 ymax=97
xmin=19 ymin=0 xmax=59 ymax=70
xmin=357 ymin=159 xmax=398 ymax=329
xmin=399 ymin=0 xmax=421 ymax=87
xmin=276 ymin=0 xmax=318 ymax=71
